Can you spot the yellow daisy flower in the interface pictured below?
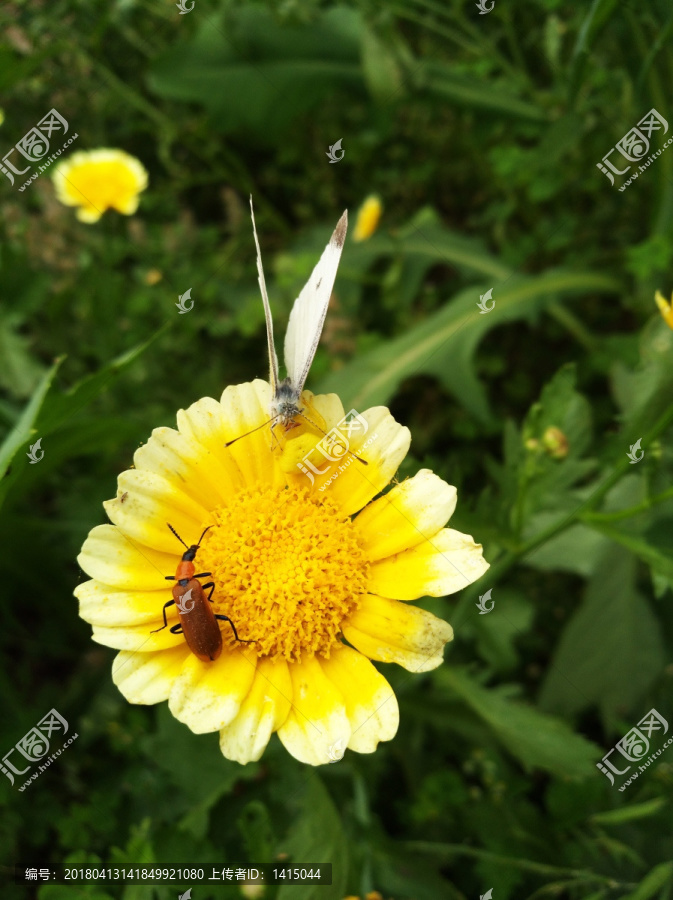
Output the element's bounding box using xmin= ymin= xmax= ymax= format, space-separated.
xmin=75 ymin=380 xmax=488 ymax=766
xmin=52 ymin=148 xmax=148 ymax=223
xmin=655 ymin=290 xmax=673 ymax=329
xmin=352 ymin=195 xmax=382 ymax=242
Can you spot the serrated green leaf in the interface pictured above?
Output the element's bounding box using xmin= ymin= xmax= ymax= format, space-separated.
xmin=538 ymin=547 xmax=665 ymax=718
xmin=439 ymin=668 xmax=601 ymax=778
xmin=279 ymin=772 xmax=348 ymax=900
xmin=318 ymin=270 xmax=619 ymax=423
xmin=148 ymin=7 xmax=362 ymax=142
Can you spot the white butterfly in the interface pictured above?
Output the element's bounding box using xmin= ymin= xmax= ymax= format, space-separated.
xmin=229 ymin=198 xmax=348 ymax=445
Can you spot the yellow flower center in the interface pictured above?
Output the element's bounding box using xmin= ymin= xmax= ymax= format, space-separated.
xmin=199 ymin=485 xmax=369 ymax=662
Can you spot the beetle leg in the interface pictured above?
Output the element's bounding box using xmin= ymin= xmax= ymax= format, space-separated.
xmin=169 ymin=623 xmax=183 ymax=634
xmin=201 ymin=582 xmax=215 ymax=602
xmin=193 ymin=571 xmax=212 ymax=579
xmin=215 ymin=614 xmax=255 ymax=643
xmin=164 ymin=575 xmax=175 ymax=580
xmin=151 ymin=599 xmax=176 ymax=633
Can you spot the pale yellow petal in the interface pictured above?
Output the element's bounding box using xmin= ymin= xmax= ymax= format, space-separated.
xmin=219 ymin=657 xmax=293 ymax=763
xmin=133 ymin=424 xmax=240 ymax=510
xmin=368 ymin=527 xmax=489 ymax=600
xmin=219 ymin=380 xmax=285 ymax=489
xmin=112 ymin=646 xmax=191 ymax=704
xmin=320 ymin=646 xmax=398 ymax=753
xmin=76 ymin=579 xmax=170 ymax=627
xmin=176 ymin=396 xmax=247 ymax=493
xmin=103 ymin=469 xmax=209 ymax=554
xmin=343 ymin=594 xmax=453 ymax=672
xmin=317 ymin=407 xmax=411 ymax=516
xmin=168 ymin=645 xmax=258 ymax=733
xmin=78 ymin=524 xmax=179 ymax=590
xmin=277 ymin=655 xmax=351 ymax=765
xmin=354 ymin=469 xmax=457 ymax=561
xmin=92 ymin=619 xmax=183 ymax=651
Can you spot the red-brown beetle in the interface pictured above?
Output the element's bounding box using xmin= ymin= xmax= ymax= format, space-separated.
xmin=151 ymin=523 xmax=253 ymax=662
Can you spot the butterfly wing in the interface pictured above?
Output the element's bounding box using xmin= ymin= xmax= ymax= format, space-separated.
xmin=250 ymin=197 xmax=279 ymax=394
xmin=283 ymin=211 xmax=347 ymax=394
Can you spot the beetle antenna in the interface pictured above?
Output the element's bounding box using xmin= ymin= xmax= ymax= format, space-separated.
xmin=196 ymin=525 xmax=213 ymax=547
xmin=167 ymin=523 xmax=189 ymax=549
xmin=297 ymin=413 xmax=369 ymax=465
xmin=225 ymin=416 xmax=277 ymax=448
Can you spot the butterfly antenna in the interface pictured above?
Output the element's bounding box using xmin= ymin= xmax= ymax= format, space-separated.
xmin=297 ymin=413 xmax=369 ymax=465
xmin=225 ymin=416 xmax=278 ymax=448
xmin=167 ymin=523 xmax=189 ymax=549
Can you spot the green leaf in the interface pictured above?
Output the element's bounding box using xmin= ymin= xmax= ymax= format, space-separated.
xmin=439 ymin=668 xmax=601 ymax=778
xmin=361 ymin=24 xmax=403 ymax=102
xmin=538 ymin=547 xmax=665 ymax=718
xmin=279 ymin=772 xmax=348 ymax=900
xmin=318 ymin=270 xmax=619 ymax=423
xmin=0 ymin=357 xmax=62 ymax=494
xmin=0 ymin=313 xmax=47 ymax=398
xmin=148 ymin=6 xmax=363 ymax=142
xmin=591 ymin=797 xmax=668 ymax=826
xmin=569 ymin=0 xmax=621 ymax=101
xmin=418 ymin=60 xmax=546 ymax=120
xmin=620 ymin=862 xmax=673 ymax=900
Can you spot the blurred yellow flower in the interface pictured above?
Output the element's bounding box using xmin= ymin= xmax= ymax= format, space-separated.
xmin=352 ymin=195 xmax=382 ymax=242
xmin=52 ymin=148 xmax=148 ymax=223
xmin=75 ymin=381 xmax=488 ymax=766
xmin=344 ymin=893 xmax=386 ymax=900
xmin=655 ymin=290 xmax=673 ymax=329
xmin=0 ymin=109 xmax=5 ymax=127
xmin=144 ymin=268 xmax=163 ymax=286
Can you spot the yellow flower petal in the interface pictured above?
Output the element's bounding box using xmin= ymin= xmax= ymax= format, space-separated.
xmin=219 ymin=657 xmax=293 ymax=763
xmin=217 ymin=381 xmax=286 ymax=489
xmin=133 ymin=424 xmax=240 ymax=511
xmin=92 ymin=619 xmax=182 ymax=651
xmin=78 ymin=524 xmax=177 ymax=590
xmin=368 ymin=527 xmax=489 ymax=600
xmin=352 ymin=195 xmax=382 ymax=242
xmin=343 ymin=594 xmax=453 ymax=672
xmin=168 ymin=646 xmax=258 ymax=733
xmin=76 ymin=580 xmax=168 ymax=627
xmin=112 ymin=646 xmax=191 ymax=704
xmin=318 ymin=407 xmax=411 ymax=516
xmin=103 ymin=468 xmax=209 ymax=554
xmin=321 ymin=646 xmax=398 ymax=753
xmin=655 ymin=290 xmax=673 ymax=329
xmin=277 ymin=655 xmax=351 ymax=765
xmin=52 ymin=148 xmax=148 ymax=222
xmin=354 ymin=469 xmax=457 ymax=561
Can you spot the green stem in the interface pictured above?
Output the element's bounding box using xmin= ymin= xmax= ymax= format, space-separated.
xmin=581 ymin=485 xmax=673 ymax=523
xmin=548 ymin=301 xmax=598 ymax=351
xmin=403 ymin=841 xmax=633 ymax=888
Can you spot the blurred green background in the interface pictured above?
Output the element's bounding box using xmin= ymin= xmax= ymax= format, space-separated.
xmin=1 ymin=0 xmax=673 ymax=897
